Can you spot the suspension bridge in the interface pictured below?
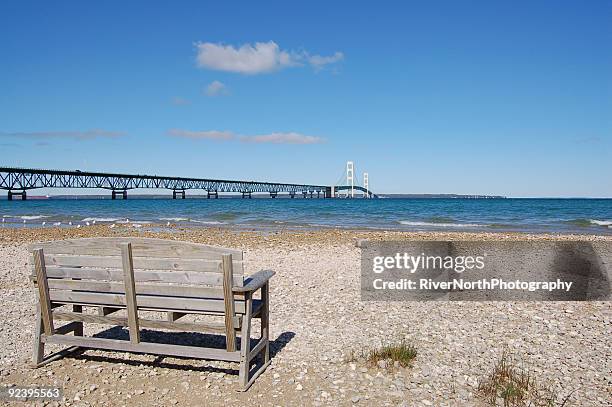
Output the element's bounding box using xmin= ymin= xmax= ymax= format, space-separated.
xmin=0 ymin=162 xmax=377 ymax=200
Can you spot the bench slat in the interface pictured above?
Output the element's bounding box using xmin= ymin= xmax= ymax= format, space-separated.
xmin=47 ymin=279 xmax=230 ymax=300
xmin=43 ymin=267 xmax=243 ymax=286
xmin=48 ymin=290 xmax=250 ymax=313
xmin=37 ymin=254 xmax=243 ymax=274
xmin=30 ymin=237 xmax=243 ymax=260
xmin=53 ymin=311 xmax=233 ymax=333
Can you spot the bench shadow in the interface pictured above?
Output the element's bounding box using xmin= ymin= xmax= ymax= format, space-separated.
xmin=57 ymin=328 xmax=295 ymax=375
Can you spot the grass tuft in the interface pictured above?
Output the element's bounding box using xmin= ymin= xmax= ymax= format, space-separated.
xmin=348 ymin=340 xmax=417 ymax=369
xmin=477 ymin=351 xmax=562 ymax=407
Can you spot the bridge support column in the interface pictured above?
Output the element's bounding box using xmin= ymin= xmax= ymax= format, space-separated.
xmin=289 ymin=191 xmax=295 ymax=199
xmin=172 ymin=190 xmax=186 ymax=199
xmin=302 ymin=191 xmax=308 ymax=198
xmin=317 ymin=191 xmax=320 ymax=198
xmin=112 ymin=190 xmax=127 ymax=200
xmin=207 ymin=190 xmax=218 ymax=199
xmin=309 ymin=191 xmax=314 ymax=199
xmin=325 ymin=187 xmax=332 ymax=198
xmin=270 ymin=191 xmax=277 ymax=198
xmin=241 ymin=191 xmax=252 ymax=199
xmin=8 ymin=190 xmax=26 ymax=200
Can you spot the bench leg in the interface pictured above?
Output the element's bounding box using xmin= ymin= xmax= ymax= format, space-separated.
xmin=239 ymin=293 xmax=252 ymax=390
xmin=32 ymin=303 xmax=45 ymax=366
xmin=261 ymin=283 xmax=270 ymax=364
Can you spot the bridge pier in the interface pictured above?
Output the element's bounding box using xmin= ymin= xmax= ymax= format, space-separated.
xmin=270 ymin=191 xmax=278 ymax=198
xmin=172 ymin=189 xmax=186 ymax=199
xmin=289 ymin=191 xmax=295 ymax=198
xmin=111 ymin=190 xmax=127 ymax=200
xmin=317 ymin=191 xmax=320 ymax=198
xmin=302 ymin=191 xmax=308 ymax=198
xmin=207 ymin=190 xmax=218 ymax=199
xmin=241 ymin=191 xmax=252 ymax=199
xmin=7 ymin=190 xmax=27 ymax=200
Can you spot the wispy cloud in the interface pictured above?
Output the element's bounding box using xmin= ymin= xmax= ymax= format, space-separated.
xmin=205 ymin=80 xmax=228 ymax=96
xmin=171 ymin=96 xmax=191 ymax=106
xmin=168 ymin=129 xmax=324 ymax=145
xmin=0 ymin=129 xmax=125 ymax=140
xmin=240 ymin=132 xmax=324 ymax=144
xmin=195 ymin=41 xmax=343 ymax=74
xmin=574 ymin=136 xmax=602 ymax=144
xmin=167 ymin=128 xmax=234 ymax=141
xmin=308 ymin=52 xmax=344 ymax=71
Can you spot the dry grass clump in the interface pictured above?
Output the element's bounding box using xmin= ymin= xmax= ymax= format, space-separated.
xmin=348 ymin=340 xmax=417 ymax=369
xmin=478 ymin=351 xmax=569 ymax=407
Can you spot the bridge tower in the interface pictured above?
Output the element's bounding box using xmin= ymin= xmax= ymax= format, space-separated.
xmin=346 ymin=161 xmax=354 ymax=198
xmin=363 ymin=172 xmax=369 ymax=198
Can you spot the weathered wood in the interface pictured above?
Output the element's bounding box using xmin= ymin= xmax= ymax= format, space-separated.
xmin=222 ymin=254 xmax=236 ymax=352
xmin=239 ymin=291 xmax=253 ymax=388
xmin=43 ymin=334 xmax=242 ymax=362
xmin=121 ymin=243 xmax=140 ymax=344
xmin=33 ymin=249 xmax=54 ymax=335
xmin=47 ymin=279 xmax=227 ymax=300
xmin=42 ymin=267 xmax=243 ymax=287
xmin=29 ymin=237 xmax=243 ymax=259
xmin=233 ymin=270 xmax=275 ymax=292
xmin=47 ymin=291 xmax=254 ymax=314
xmin=248 ymin=336 xmax=267 ymax=361
xmin=53 ymin=311 xmax=233 ymax=333
xmin=261 ymin=282 xmax=270 ymax=363
xmin=38 ymin=254 xmax=243 ymax=274
xmin=32 ymin=302 xmax=44 ymax=366
xmin=29 ymin=238 xmax=271 ymax=390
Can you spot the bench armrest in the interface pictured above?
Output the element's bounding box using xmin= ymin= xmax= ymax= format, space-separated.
xmin=233 ymin=270 xmax=275 ymax=293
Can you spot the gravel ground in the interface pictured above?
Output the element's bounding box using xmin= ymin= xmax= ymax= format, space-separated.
xmin=0 ymin=227 xmax=610 ymax=406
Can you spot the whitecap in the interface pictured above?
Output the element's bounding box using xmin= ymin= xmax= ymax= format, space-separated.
xmin=590 ymin=219 xmax=612 ymax=227
xmin=399 ymin=220 xmax=485 ymax=228
xmin=81 ymin=217 xmax=119 ymax=222
xmin=20 ymin=215 xmax=50 ymax=220
xmin=159 ymin=217 xmax=189 ymax=222
xmin=190 ymin=220 xmax=226 ymax=225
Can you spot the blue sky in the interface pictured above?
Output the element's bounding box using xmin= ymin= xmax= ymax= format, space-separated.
xmin=1 ymin=1 xmax=610 ymax=197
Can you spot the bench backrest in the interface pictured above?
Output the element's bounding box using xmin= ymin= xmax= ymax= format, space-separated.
xmin=29 ymin=237 xmax=245 ymax=314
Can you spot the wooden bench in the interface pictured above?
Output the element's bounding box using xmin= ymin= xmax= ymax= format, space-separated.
xmin=29 ymin=237 xmax=274 ymax=391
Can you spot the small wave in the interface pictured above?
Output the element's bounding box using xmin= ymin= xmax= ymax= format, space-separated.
xmin=116 ymin=220 xmax=151 ymax=224
xmin=81 ymin=217 xmax=118 ymax=222
xmin=210 ymin=212 xmax=247 ymax=221
xmin=190 ymin=220 xmax=226 ymax=225
xmin=563 ymin=218 xmax=592 ymax=227
xmin=590 ymin=219 xmax=612 ymax=227
xmin=159 ymin=217 xmax=189 ymax=222
xmin=399 ymin=220 xmax=485 ymax=228
xmin=20 ymin=215 xmax=50 ymax=220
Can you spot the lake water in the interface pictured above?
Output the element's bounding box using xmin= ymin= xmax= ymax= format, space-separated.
xmin=1 ymin=198 xmax=611 ymax=235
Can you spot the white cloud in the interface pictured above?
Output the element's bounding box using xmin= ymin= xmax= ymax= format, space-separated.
xmin=205 ymin=80 xmax=228 ymax=96
xmin=167 ymin=128 xmax=234 ymax=140
xmin=240 ymin=132 xmax=324 ymax=144
xmin=0 ymin=129 xmax=125 ymax=140
xmin=195 ymin=41 xmax=343 ymax=74
xmin=308 ymin=52 xmax=344 ymax=71
xmin=167 ymin=129 xmax=324 ymax=145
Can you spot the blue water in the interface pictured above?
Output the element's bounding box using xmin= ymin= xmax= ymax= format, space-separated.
xmin=1 ymin=198 xmax=611 ymax=235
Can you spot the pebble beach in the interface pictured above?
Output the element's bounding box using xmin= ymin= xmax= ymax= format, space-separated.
xmin=0 ymin=225 xmax=610 ymax=406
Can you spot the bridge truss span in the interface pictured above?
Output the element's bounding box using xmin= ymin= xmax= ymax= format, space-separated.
xmin=0 ymin=167 xmax=331 ymax=199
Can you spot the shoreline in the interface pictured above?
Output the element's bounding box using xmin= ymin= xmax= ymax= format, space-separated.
xmin=1 ymin=225 xmax=612 ymax=247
